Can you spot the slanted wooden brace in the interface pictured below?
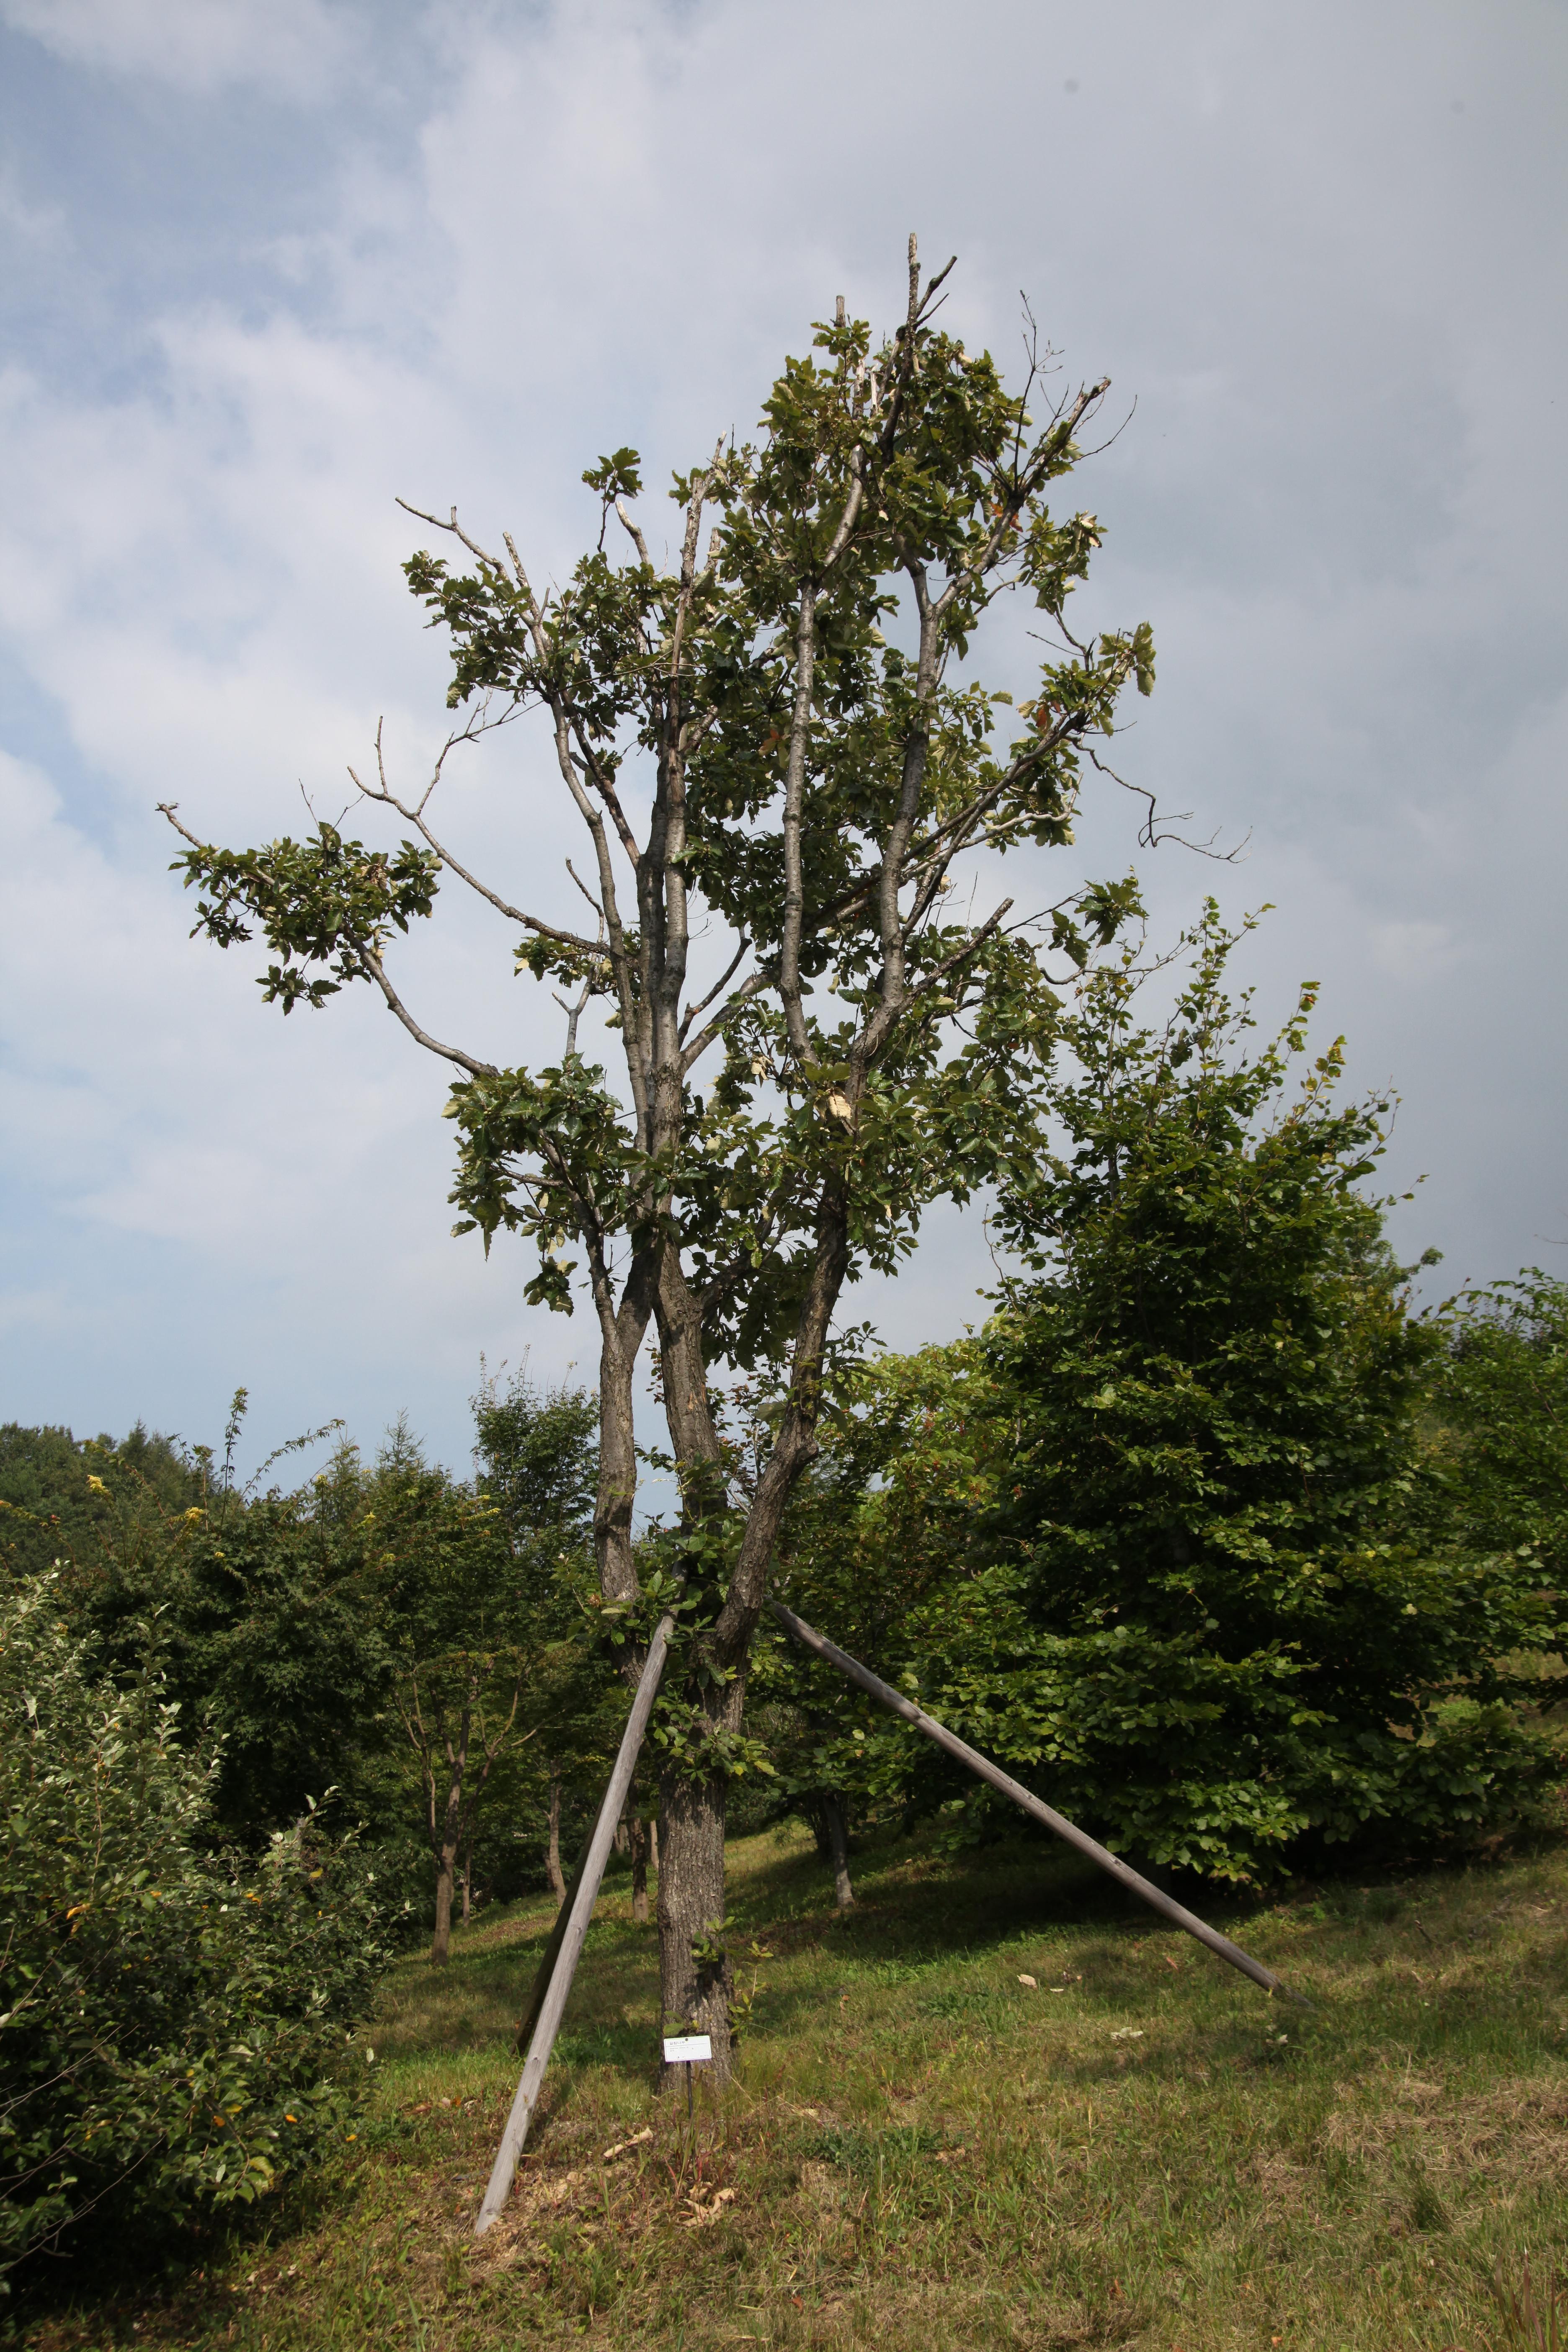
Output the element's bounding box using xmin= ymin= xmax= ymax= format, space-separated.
xmin=473 ymin=1612 xmax=676 ymax=2237
xmin=770 ymin=1599 xmax=1308 ymax=2008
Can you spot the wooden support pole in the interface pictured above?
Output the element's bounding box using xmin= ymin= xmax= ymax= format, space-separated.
xmin=770 ymin=1599 xmax=1306 ymax=2008
xmin=474 ymin=1612 xmax=676 ymax=2237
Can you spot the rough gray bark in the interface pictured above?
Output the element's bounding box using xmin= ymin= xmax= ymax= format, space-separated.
xmin=657 ymin=1764 xmax=734 ymax=2081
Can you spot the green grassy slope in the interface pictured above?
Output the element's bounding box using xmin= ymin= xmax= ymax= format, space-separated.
xmin=28 ymin=1823 xmax=1568 ymax=2350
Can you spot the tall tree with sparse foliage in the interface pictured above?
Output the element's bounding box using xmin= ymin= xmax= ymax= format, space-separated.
xmin=163 ymin=241 xmax=1164 ymax=2066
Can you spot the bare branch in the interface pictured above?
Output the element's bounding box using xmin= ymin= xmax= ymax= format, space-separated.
xmin=357 ymin=949 xmax=500 ymax=1078
xmin=1084 ymin=745 xmax=1246 ymax=861
xmin=350 ymin=744 xmax=612 ymax=959
xmin=614 ymin=497 xmax=653 ymax=569
xmin=678 ymin=934 xmax=751 ymax=1043
xmin=157 ymin=802 xmax=205 ymax=852
xmin=679 ymin=966 xmax=772 ymax=1076
xmin=931 ymin=376 xmax=1110 ymax=624
xmin=779 ymin=587 xmax=819 ymax=1066
xmin=396 ymin=498 xmax=511 ymax=578
xmin=907 ymin=897 xmax=1014 ymax=1003
xmin=565 ymin=859 xmax=604 ymax=920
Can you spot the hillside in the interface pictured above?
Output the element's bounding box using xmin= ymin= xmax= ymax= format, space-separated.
xmin=28 ymin=1823 xmax=1568 ymax=2351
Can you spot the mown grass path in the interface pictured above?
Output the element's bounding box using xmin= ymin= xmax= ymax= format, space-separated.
xmin=31 ymin=1824 xmax=1568 ymax=2349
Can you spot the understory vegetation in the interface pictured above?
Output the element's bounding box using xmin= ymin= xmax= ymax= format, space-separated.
xmin=18 ymin=1821 xmax=1568 ymax=2351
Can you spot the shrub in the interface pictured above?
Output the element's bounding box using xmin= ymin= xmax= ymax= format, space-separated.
xmin=962 ymin=908 xmax=1566 ymax=1879
xmin=0 ymin=1579 xmax=388 ymax=2288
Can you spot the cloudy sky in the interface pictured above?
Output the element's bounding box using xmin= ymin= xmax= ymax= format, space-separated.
xmin=1 ymin=0 xmax=1564 ymax=1480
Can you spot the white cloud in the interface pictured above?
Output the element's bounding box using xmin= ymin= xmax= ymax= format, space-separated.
xmin=1370 ymin=921 xmax=1460 ymax=983
xmin=0 ymin=0 xmax=352 ymax=97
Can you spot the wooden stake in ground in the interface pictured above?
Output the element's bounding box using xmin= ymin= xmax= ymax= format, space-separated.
xmin=474 ymin=1613 xmax=676 ymax=2237
xmin=770 ymin=1600 xmax=1307 ymax=2006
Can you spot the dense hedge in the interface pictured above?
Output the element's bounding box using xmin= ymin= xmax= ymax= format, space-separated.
xmin=0 ymin=1580 xmax=388 ymax=2286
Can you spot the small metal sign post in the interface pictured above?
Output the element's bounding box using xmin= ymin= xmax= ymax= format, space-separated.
xmin=663 ymin=2031 xmax=712 ymax=2119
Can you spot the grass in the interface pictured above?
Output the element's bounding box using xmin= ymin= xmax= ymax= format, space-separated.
xmin=24 ymin=1821 xmax=1568 ymax=2350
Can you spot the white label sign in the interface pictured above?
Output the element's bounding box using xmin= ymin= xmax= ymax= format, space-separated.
xmin=663 ymin=2034 xmax=712 ymax=2064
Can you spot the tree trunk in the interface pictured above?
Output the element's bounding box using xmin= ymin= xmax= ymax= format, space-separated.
xmin=460 ymin=1839 xmax=472 ymax=1925
xmin=546 ymin=1765 xmax=566 ymax=1899
xmin=630 ymin=1812 xmax=650 ymax=1924
xmin=658 ymin=1765 xmax=732 ymax=2084
xmin=649 ymin=1816 xmax=659 ymax=1875
xmin=822 ymin=1792 xmax=855 ymax=1910
xmin=432 ymin=1844 xmax=457 ymax=1965
xmin=427 ymin=1701 xmax=470 ymax=1966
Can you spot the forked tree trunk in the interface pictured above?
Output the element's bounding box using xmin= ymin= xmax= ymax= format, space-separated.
xmin=546 ymin=1765 xmax=565 ymax=1899
xmin=630 ymin=1812 xmax=650 ymax=1924
xmin=822 ymin=1793 xmax=855 ymax=1911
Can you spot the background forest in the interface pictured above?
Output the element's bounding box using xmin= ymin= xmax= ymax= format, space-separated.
xmin=5 ymin=910 xmax=1568 ymax=2295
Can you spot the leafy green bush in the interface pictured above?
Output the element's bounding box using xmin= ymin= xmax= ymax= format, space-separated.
xmin=0 ymin=1579 xmax=387 ymax=2288
xmin=962 ymin=908 xmax=1566 ymax=1879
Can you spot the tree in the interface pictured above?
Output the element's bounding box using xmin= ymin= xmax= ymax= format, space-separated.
xmin=57 ymin=1427 xmax=397 ymax=1849
xmin=946 ymin=906 xmax=1566 ymax=1879
xmin=759 ymin=1341 xmax=1008 ymax=1903
xmin=0 ymin=1421 xmax=199 ymax=1583
xmin=163 ymin=241 xmax=1161 ymax=2068
xmin=471 ymin=1369 xmax=611 ymax=1906
xmin=366 ymin=1431 xmax=537 ymax=1963
xmin=1429 ymin=1271 xmax=1568 ymax=1579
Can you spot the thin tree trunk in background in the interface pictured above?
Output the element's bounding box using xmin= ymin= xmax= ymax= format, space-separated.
xmin=649 ymin=1816 xmax=659 ymax=1874
xmin=428 ymin=1705 xmax=470 ymax=1967
xmin=614 ymin=1812 xmax=630 ymax=1857
xmin=822 ymin=1793 xmax=855 ymax=1910
xmin=547 ymin=1765 xmax=565 ymax=1899
xmin=432 ymin=1845 xmax=457 ymax=1965
xmin=630 ymin=1812 xmax=649 ymax=1923
xmin=461 ymin=1839 xmax=472 ymax=1925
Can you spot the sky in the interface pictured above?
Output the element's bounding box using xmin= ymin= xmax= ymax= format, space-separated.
xmin=0 ymin=0 xmax=1565 ymax=1482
